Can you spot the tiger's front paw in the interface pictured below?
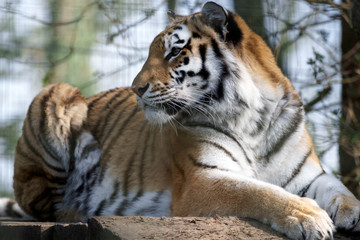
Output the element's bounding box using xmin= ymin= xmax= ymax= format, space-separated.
xmin=327 ymin=194 xmax=360 ymax=231
xmin=275 ymin=197 xmax=334 ymax=240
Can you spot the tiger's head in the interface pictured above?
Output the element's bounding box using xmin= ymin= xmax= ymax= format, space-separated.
xmin=132 ymin=1 xmax=291 ymax=125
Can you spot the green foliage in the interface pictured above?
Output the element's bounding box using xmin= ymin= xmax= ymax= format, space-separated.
xmin=307 ymin=49 xmax=325 ymax=81
xmin=356 ymin=174 xmax=360 ymax=182
xmin=355 ymin=54 xmax=360 ymax=63
xmin=0 ymin=190 xmax=14 ymax=198
xmin=0 ymin=119 xmax=22 ymax=156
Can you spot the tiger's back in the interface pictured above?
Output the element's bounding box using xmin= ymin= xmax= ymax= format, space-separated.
xmin=13 ymin=84 xmax=174 ymax=221
xmin=86 ymin=87 xmax=172 ymax=193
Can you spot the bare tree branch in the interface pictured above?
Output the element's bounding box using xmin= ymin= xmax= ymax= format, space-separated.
xmin=0 ymin=1 xmax=98 ymax=26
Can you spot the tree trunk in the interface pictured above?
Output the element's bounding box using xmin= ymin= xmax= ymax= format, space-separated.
xmin=233 ymin=0 xmax=269 ymax=44
xmin=45 ymin=0 xmax=97 ymax=97
xmin=339 ymin=0 xmax=360 ymax=197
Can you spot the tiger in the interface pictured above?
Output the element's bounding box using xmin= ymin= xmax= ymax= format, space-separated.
xmin=8 ymin=1 xmax=360 ymax=239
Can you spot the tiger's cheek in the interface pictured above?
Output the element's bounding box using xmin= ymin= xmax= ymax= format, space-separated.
xmin=169 ymin=52 xmax=203 ymax=90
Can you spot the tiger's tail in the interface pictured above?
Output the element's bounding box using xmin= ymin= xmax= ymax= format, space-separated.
xmin=0 ymin=198 xmax=32 ymax=219
xmin=13 ymin=83 xmax=88 ymax=221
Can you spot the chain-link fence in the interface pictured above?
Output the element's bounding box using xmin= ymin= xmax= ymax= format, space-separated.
xmin=0 ymin=0 xmax=346 ymax=197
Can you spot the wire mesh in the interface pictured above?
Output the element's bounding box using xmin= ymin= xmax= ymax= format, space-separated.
xmin=0 ymin=0 xmax=343 ymax=196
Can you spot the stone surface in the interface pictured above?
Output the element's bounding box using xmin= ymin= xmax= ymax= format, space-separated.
xmin=1 ymin=216 xmax=359 ymax=240
xmin=88 ymin=216 xmax=288 ymax=240
xmin=0 ymin=218 xmax=87 ymax=240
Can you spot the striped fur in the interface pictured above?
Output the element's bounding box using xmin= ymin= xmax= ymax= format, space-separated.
xmin=11 ymin=2 xmax=360 ymax=239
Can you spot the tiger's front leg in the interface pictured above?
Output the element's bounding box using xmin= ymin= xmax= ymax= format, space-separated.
xmin=286 ymin=170 xmax=360 ymax=232
xmin=171 ymin=167 xmax=334 ymax=240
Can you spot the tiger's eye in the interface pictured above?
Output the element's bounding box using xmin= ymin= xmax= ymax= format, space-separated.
xmin=171 ymin=47 xmax=181 ymax=56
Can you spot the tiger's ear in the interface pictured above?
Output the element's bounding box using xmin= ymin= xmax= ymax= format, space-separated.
xmin=167 ymin=10 xmax=180 ymax=22
xmin=201 ymin=1 xmax=228 ymax=41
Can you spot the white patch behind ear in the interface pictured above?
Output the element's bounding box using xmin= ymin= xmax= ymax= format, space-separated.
xmin=164 ymin=25 xmax=191 ymax=58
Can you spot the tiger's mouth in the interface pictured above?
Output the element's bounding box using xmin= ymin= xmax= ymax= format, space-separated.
xmin=137 ymin=95 xmax=191 ymax=125
xmin=143 ymin=101 xmax=185 ymax=116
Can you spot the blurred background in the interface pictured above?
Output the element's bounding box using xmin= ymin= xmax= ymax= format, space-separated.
xmin=0 ymin=0 xmax=359 ymax=198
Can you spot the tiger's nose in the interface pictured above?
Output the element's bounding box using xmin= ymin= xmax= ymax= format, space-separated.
xmin=132 ymin=83 xmax=150 ymax=97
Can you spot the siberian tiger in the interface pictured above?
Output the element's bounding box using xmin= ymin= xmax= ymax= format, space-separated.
xmin=10 ymin=2 xmax=360 ymax=239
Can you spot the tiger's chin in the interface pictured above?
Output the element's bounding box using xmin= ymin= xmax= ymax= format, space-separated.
xmin=137 ymin=98 xmax=181 ymax=126
xmin=143 ymin=107 xmax=174 ymax=125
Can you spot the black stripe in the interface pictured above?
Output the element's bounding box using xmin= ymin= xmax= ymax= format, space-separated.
xmin=79 ymin=141 xmax=99 ymax=160
xmin=234 ymin=92 xmax=249 ymax=108
xmin=85 ymin=160 xmax=101 ymax=181
xmin=211 ymin=39 xmax=223 ymax=58
xmin=184 ymin=38 xmax=192 ymax=52
xmin=122 ymin=122 xmax=148 ymax=196
xmin=150 ymin=129 xmax=157 ymax=163
xmin=282 ymin=149 xmax=312 ymax=188
xmin=175 ymin=39 xmax=185 ymax=44
xmin=188 ymin=154 xmax=218 ymax=169
xmin=225 ymin=12 xmax=243 ymax=45
xmin=39 ymin=86 xmax=69 ymax=171
xmin=81 ymin=166 xmax=101 ymax=214
xmin=192 ymin=32 xmax=201 ymax=39
xmin=198 ymin=140 xmax=237 ymax=163
xmin=178 ymin=70 xmax=186 ymax=84
xmin=174 ymin=26 xmax=182 ymax=30
xmin=25 ymin=90 xmax=66 ymax=173
xmin=109 ymin=180 xmax=121 ymax=205
xmin=115 ymin=198 xmax=129 ymax=216
xmin=136 ymin=126 xmax=152 ymax=199
xmin=115 ymin=126 xmax=151 ymax=213
xmin=133 ymin=191 xmax=164 ymax=216
xmin=330 ymin=204 xmax=339 ymax=221
xmin=213 ymin=76 xmax=224 ymax=101
xmin=101 ymin=105 xmax=139 ymax=153
xmin=165 ymin=49 xmax=175 ymax=61
xmin=249 ymin=104 xmax=269 ymax=136
xmin=265 ymin=104 xmax=304 ymax=161
xmin=183 ymin=57 xmax=189 ymax=65
xmin=38 ymin=133 xmax=62 ymax=164
xmin=173 ymin=158 xmax=185 ymax=180
xmin=94 ymin=89 xmax=130 ymax=134
xmin=98 ymin=92 xmax=133 ymax=133
xmin=213 ymin=51 xmax=229 ymax=102
xmin=185 ymin=123 xmax=252 ymax=165
xmin=33 ymin=167 xmax=67 ymax=184
xmin=20 ymin=124 xmax=42 ymax=161
xmin=28 ymin=187 xmax=56 ymax=221
xmin=74 ymin=183 xmax=85 ymax=199
xmin=87 ymin=88 xmax=120 ymax=112
xmin=152 ymin=190 xmax=164 ymax=204
xmin=22 ymin=161 xmax=67 ymax=184
xmin=73 ymin=163 xmax=98 ymax=200
xmin=99 ymin=179 xmax=121 ymax=213
xmin=197 ymin=67 xmax=210 ymax=81
xmin=68 ymin=126 xmax=79 ymax=173
xmin=22 ymin=129 xmax=66 ymax=173
xmin=94 ymin=199 xmax=106 ymax=216
xmin=298 ymin=171 xmax=325 ymax=197
xmin=196 ymin=44 xmax=210 ymax=81
xmin=197 ymin=93 xmax=211 ymax=106
xmin=199 ymin=44 xmax=207 ymax=62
